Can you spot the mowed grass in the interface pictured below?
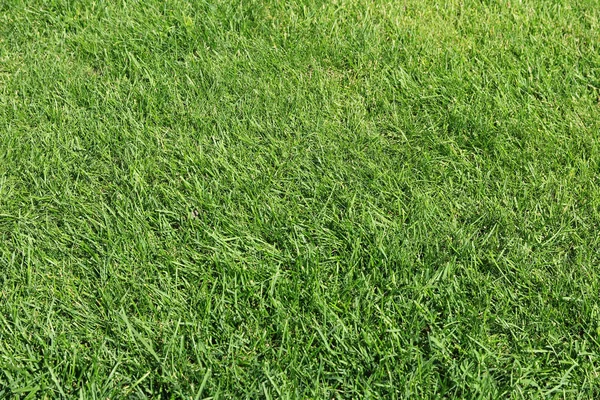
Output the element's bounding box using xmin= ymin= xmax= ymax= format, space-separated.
xmin=1 ymin=0 xmax=600 ymax=397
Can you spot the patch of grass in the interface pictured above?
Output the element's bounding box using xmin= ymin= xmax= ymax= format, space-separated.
xmin=1 ymin=0 xmax=600 ymax=397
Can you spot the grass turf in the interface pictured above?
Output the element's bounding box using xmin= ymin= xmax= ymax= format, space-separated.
xmin=1 ymin=0 xmax=600 ymax=397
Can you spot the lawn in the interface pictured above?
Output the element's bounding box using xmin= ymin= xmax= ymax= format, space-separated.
xmin=1 ymin=0 xmax=600 ymax=397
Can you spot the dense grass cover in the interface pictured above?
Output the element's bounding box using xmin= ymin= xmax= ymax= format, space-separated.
xmin=1 ymin=0 xmax=600 ymax=397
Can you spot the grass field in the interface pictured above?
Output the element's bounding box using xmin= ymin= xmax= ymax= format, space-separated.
xmin=1 ymin=0 xmax=600 ymax=397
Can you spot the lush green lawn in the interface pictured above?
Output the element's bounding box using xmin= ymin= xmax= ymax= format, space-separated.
xmin=1 ymin=0 xmax=600 ymax=397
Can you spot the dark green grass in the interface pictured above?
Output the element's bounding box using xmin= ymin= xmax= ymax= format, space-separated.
xmin=1 ymin=0 xmax=600 ymax=397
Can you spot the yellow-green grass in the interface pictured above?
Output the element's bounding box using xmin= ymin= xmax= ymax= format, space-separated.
xmin=1 ymin=0 xmax=600 ymax=397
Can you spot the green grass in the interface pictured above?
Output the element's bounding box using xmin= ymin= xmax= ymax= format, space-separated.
xmin=1 ymin=0 xmax=600 ymax=397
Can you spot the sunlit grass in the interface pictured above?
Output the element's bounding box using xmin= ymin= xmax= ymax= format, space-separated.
xmin=1 ymin=0 xmax=600 ymax=397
